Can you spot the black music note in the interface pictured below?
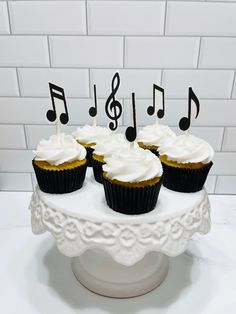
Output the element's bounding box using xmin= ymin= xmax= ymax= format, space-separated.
xmin=46 ymin=83 xmax=69 ymax=124
xmin=179 ymin=87 xmax=200 ymax=131
xmin=147 ymin=84 xmax=165 ymax=119
xmin=89 ymin=85 xmax=97 ymax=117
xmin=125 ymin=93 xmax=137 ymax=142
xmin=105 ymin=72 xmax=122 ymax=131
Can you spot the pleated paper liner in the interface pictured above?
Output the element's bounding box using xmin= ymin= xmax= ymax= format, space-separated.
xmin=85 ymin=147 xmax=94 ymax=167
xmin=161 ymin=161 xmax=213 ymax=193
xmin=92 ymin=157 xmax=105 ymax=184
xmin=103 ymin=175 xmax=163 ymax=215
xmin=148 ymin=148 xmax=159 ymax=157
xmin=33 ymin=161 xmax=87 ymax=194
xmin=137 ymin=142 xmax=159 ymax=157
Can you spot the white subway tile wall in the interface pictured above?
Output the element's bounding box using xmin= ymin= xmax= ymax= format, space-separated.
xmin=0 ymin=2 xmax=10 ymax=34
xmin=9 ymin=1 xmax=87 ymax=34
xmin=0 ymin=0 xmax=235 ymax=194
xmin=0 ymin=36 xmax=50 ymax=67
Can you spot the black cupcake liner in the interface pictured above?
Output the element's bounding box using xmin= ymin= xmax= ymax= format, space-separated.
xmin=33 ymin=161 xmax=87 ymax=194
xmin=85 ymin=146 xmax=94 ymax=167
xmin=161 ymin=161 xmax=213 ymax=193
xmin=103 ymin=176 xmax=163 ymax=215
xmin=92 ymin=157 xmax=105 ymax=184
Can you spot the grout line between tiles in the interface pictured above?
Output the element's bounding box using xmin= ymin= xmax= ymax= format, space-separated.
xmin=196 ymin=37 xmax=202 ymax=68
xmin=220 ymin=127 xmax=226 ymax=151
xmin=6 ymin=1 xmax=12 ymax=34
xmin=88 ymin=68 xmax=91 ymax=98
xmin=47 ymin=36 xmax=52 ymax=67
xmin=160 ymin=69 xmax=164 ymax=85
xmin=2 ymin=34 xmax=236 ymax=38
xmin=1 ymin=66 xmax=236 ymax=71
xmin=0 ymin=0 xmax=235 ymax=2
xmin=163 ymin=0 xmax=168 ymax=36
xmin=230 ymin=70 xmax=236 ymax=98
xmin=23 ymin=124 xmax=28 ymax=149
xmin=15 ymin=68 xmax=21 ymax=96
xmin=123 ymin=36 xmax=125 ymax=68
xmin=85 ymin=0 xmax=89 ymax=35
xmin=214 ymin=176 xmax=218 ymax=194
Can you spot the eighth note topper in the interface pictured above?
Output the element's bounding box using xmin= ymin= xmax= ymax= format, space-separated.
xmin=105 ymin=72 xmax=122 ymax=131
xmin=147 ymin=84 xmax=165 ymax=119
xmin=125 ymin=93 xmax=137 ymax=142
xmin=179 ymin=87 xmax=200 ymax=131
xmin=47 ymin=83 xmax=69 ymax=125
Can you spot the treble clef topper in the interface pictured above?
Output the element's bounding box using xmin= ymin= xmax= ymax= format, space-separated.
xmin=105 ymin=72 xmax=122 ymax=131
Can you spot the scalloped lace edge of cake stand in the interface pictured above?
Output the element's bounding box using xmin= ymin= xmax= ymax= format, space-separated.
xmin=29 ymin=188 xmax=211 ymax=267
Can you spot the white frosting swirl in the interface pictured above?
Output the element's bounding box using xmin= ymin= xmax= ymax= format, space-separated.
xmin=93 ymin=133 xmax=130 ymax=158
xmin=72 ymin=125 xmax=110 ymax=145
xmin=159 ymin=134 xmax=214 ymax=164
xmin=137 ymin=124 xmax=176 ymax=146
xmin=103 ymin=145 xmax=163 ymax=182
xmin=34 ymin=133 xmax=86 ymax=166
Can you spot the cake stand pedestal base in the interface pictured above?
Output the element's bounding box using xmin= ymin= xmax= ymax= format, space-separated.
xmin=30 ymin=171 xmax=211 ymax=298
xmin=71 ymin=249 xmax=169 ymax=298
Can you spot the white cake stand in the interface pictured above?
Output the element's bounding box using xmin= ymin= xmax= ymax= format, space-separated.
xmin=29 ymin=169 xmax=211 ymax=298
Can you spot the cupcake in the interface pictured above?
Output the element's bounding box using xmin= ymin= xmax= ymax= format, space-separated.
xmin=72 ymin=125 xmax=110 ymax=167
xmin=33 ymin=133 xmax=87 ymax=194
xmin=102 ymin=145 xmax=163 ymax=215
xmin=159 ymin=134 xmax=214 ymax=193
xmin=137 ymin=123 xmax=176 ymax=156
xmin=92 ymin=133 xmax=130 ymax=183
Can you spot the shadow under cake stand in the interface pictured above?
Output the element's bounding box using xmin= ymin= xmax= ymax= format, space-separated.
xmin=29 ymin=169 xmax=211 ymax=298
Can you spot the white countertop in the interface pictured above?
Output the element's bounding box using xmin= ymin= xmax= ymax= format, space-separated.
xmin=0 ymin=192 xmax=236 ymax=314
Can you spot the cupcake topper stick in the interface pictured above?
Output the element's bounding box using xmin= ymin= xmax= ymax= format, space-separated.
xmin=179 ymin=87 xmax=200 ymax=132
xmin=125 ymin=92 xmax=137 ymax=145
xmin=105 ymin=72 xmax=122 ymax=131
xmin=46 ymin=83 xmax=69 ymax=135
xmin=89 ymin=84 xmax=98 ymax=127
xmin=147 ymin=84 xmax=165 ymax=124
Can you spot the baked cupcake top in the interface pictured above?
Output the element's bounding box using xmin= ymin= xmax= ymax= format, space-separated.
xmin=137 ymin=124 xmax=176 ymax=147
xmin=93 ymin=133 xmax=130 ymax=158
xmin=34 ymin=133 xmax=86 ymax=166
xmin=158 ymin=134 xmax=214 ymax=164
xmin=103 ymin=144 xmax=163 ymax=182
xmin=72 ymin=125 xmax=110 ymax=145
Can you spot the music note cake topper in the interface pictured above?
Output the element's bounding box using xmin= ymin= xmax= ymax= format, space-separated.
xmin=89 ymin=84 xmax=97 ymax=118
xmin=89 ymin=84 xmax=98 ymax=126
xmin=147 ymin=84 xmax=165 ymax=119
xmin=179 ymin=87 xmax=200 ymax=131
xmin=105 ymin=72 xmax=122 ymax=131
xmin=125 ymin=93 xmax=137 ymax=142
xmin=47 ymin=82 xmax=69 ymax=125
